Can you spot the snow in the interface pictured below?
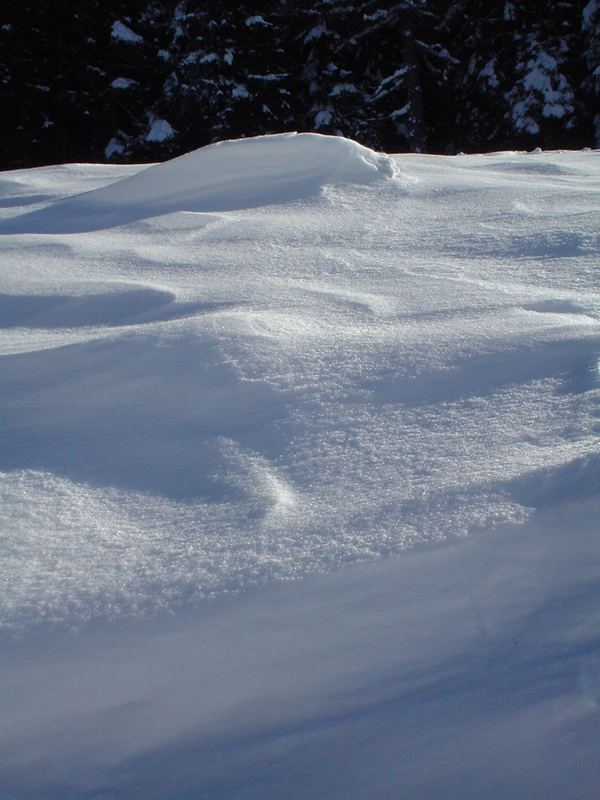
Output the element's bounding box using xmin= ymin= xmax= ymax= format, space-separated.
xmin=145 ymin=117 xmax=175 ymax=143
xmin=330 ymin=82 xmax=360 ymax=96
xmin=479 ymin=57 xmax=499 ymax=88
xmin=509 ymin=44 xmax=575 ymax=135
xmin=104 ymin=137 xmax=125 ymax=159
xmin=111 ymin=20 xmax=143 ymax=44
xmin=0 ymin=136 xmax=599 ymax=798
xmin=245 ymin=15 xmax=269 ymax=27
xmin=231 ymin=83 xmax=250 ymax=99
xmin=304 ymin=23 xmax=328 ymax=43
xmin=314 ymin=108 xmax=333 ymax=127
xmin=0 ymin=133 xmax=398 ymax=233
xmin=110 ymin=77 xmax=136 ymax=90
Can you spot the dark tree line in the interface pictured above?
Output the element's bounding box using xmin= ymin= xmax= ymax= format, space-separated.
xmin=1 ymin=1 xmax=598 ymax=169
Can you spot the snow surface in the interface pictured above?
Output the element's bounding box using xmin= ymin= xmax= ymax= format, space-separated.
xmin=0 ymin=135 xmax=599 ymax=798
xmin=0 ymin=133 xmax=397 ymax=234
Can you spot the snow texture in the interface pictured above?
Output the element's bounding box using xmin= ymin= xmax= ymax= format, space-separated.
xmin=0 ymin=136 xmax=599 ymax=799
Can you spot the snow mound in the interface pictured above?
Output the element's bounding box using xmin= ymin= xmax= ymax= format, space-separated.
xmin=0 ymin=133 xmax=399 ymax=233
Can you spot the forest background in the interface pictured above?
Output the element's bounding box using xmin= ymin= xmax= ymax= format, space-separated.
xmin=1 ymin=0 xmax=599 ymax=170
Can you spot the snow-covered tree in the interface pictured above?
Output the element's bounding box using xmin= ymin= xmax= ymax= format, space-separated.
xmin=1 ymin=0 xmax=599 ymax=169
xmin=359 ymin=0 xmax=457 ymax=152
xmin=104 ymin=1 xmax=178 ymax=161
xmin=296 ymin=0 xmax=457 ymax=153
xmin=148 ymin=1 xmax=295 ymax=156
xmin=582 ymin=0 xmax=600 ymax=145
xmin=295 ymin=2 xmax=366 ymax=140
xmin=447 ymin=0 xmax=586 ymax=151
xmin=505 ymin=1 xmax=581 ymax=147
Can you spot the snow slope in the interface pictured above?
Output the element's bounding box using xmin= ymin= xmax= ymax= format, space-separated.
xmin=0 ymin=132 xmax=397 ymax=233
xmin=0 ymin=135 xmax=599 ymax=798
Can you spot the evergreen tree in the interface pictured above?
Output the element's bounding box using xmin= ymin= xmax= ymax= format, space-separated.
xmin=504 ymin=1 xmax=582 ymax=148
xmin=297 ymin=1 xmax=456 ymax=153
xmin=357 ymin=0 xmax=457 ymax=152
xmin=1 ymin=0 xmax=599 ymax=169
xmin=295 ymin=1 xmax=366 ymax=140
xmin=582 ymin=0 xmax=600 ymax=145
xmin=141 ymin=0 xmax=295 ymax=158
xmin=447 ymin=1 xmax=586 ymax=151
xmin=0 ymin=1 xmax=110 ymax=167
xmin=104 ymin=1 xmax=178 ymax=161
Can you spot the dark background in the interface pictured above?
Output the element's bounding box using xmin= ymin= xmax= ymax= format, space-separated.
xmin=1 ymin=0 xmax=598 ymax=170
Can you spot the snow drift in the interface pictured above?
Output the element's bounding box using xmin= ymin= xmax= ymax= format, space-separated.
xmin=0 ymin=133 xmax=398 ymax=233
xmin=0 ymin=141 xmax=599 ymax=799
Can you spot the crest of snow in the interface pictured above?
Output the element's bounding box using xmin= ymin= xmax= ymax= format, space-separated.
xmin=304 ymin=23 xmax=328 ymax=43
xmin=245 ymin=15 xmax=268 ymax=26
xmin=330 ymin=83 xmax=360 ymax=97
xmin=111 ymin=20 xmax=143 ymax=44
xmin=232 ymin=83 xmax=250 ymax=99
xmin=104 ymin=137 xmax=125 ymax=158
xmin=199 ymin=52 xmax=218 ymax=64
xmin=314 ymin=108 xmax=333 ymax=128
xmin=2 ymin=133 xmax=399 ymax=233
xmin=111 ymin=77 xmax=136 ymax=90
xmin=224 ymin=49 xmax=234 ymax=65
xmin=158 ymin=49 xmax=170 ymax=61
xmin=146 ymin=117 xmax=175 ymax=143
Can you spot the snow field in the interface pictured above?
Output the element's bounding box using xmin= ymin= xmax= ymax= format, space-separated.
xmin=0 ymin=139 xmax=599 ymax=631
xmin=0 ymin=134 xmax=599 ymax=798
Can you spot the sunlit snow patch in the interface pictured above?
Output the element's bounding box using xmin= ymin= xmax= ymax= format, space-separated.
xmin=0 ymin=133 xmax=399 ymax=234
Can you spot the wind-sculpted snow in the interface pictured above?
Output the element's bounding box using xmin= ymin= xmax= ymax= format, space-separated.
xmin=0 ymin=143 xmax=599 ymax=798
xmin=0 ymin=132 xmax=399 ymax=233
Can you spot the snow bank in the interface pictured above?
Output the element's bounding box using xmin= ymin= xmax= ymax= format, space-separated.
xmin=0 ymin=133 xmax=398 ymax=233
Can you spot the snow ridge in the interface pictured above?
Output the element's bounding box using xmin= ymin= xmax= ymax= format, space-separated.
xmin=0 ymin=133 xmax=398 ymax=234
